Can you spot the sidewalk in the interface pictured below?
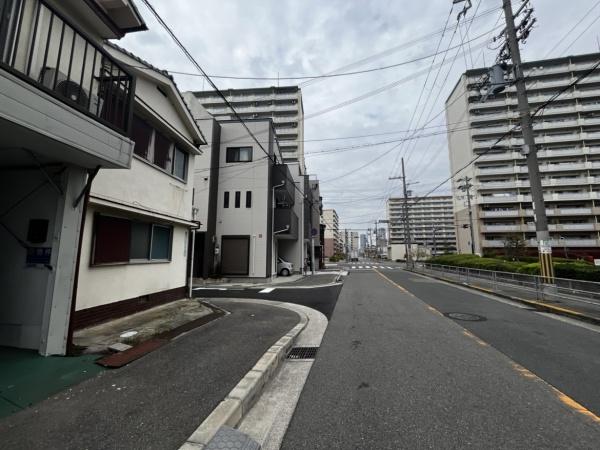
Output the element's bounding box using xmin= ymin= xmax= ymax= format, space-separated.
xmin=0 ymin=300 xmax=301 ymax=450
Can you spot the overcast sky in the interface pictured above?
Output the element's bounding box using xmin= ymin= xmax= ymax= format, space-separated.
xmin=119 ymin=0 xmax=600 ymax=233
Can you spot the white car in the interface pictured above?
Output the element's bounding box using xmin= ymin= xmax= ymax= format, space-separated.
xmin=277 ymin=257 xmax=293 ymax=276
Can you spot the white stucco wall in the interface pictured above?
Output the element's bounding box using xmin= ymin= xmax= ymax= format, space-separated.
xmin=76 ymin=207 xmax=189 ymax=311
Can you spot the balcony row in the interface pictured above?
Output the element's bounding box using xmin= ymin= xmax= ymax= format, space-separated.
xmin=482 ymin=238 xmax=600 ymax=248
xmin=469 ymin=87 xmax=600 ymax=111
xmin=469 ymin=103 xmax=600 ymax=124
xmin=473 ymin=132 xmax=600 ymax=151
xmin=476 ymin=146 xmax=600 ymax=162
xmin=480 ymin=207 xmax=600 ymax=218
xmin=478 ymin=191 xmax=600 ymax=203
xmin=481 ymin=223 xmax=600 ymax=233
xmin=477 ymin=161 xmax=600 ymax=175
xmin=472 ymin=117 xmax=600 ymax=138
xmin=478 ymin=176 xmax=600 ymax=190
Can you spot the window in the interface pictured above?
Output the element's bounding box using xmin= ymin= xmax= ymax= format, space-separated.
xmin=151 ymin=225 xmax=172 ymax=260
xmin=235 ymin=191 xmax=241 ymax=208
xmin=153 ymin=130 xmax=172 ymax=171
xmin=224 ymin=191 xmax=230 ymax=208
xmin=132 ymin=115 xmax=153 ymax=158
xmin=130 ymin=222 xmax=151 ymax=259
xmin=132 ymin=116 xmax=188 ymax=181
xmin=92 ymin=214 xmax=172 ymax=265
xmin=93 ymin=215 xmax=131 ymax=264
xmin=246 ymin=191 xmax=252 ymax=208
xmin=226 ymin=147 xmax=252 ymax=162
xmin=173 ymin=146 xmax=187 ymax=180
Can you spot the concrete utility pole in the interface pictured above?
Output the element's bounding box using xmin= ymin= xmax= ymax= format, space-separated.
xmin=374 ymin=221 xmax=379 ymax=259
xmin=401 ymin=158 xmax=413 ymax=268
xmin=389 ymin=157 xmax=413 ymax=267
xmin=501 ymin=0 xmax=554 ymax=280
xmin=458 ymin=176 xmax=476 ymax=254
xmin=432 ymin=227 xmax=438 ymax=256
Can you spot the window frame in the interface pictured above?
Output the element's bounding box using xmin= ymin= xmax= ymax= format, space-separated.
xmin=226 ymin=147 xmax=253 ymax=163
xmin=246 ymin=191 xmax=252 ymax=208
xmin=234 ymin=191 xmax=241 ymax=208
xmin=224 ymin=191 xmax=230 ymax=208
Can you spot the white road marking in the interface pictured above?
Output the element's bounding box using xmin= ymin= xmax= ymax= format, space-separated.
xmin=358 ymin=266 xmax=363 ymax=269
xmin=386 ymin=266 xmax=393 ymax=269
xmin=259 ymin=288 xmax=276 ymax=293
xmin=193 ymin=287 xmax=227 ymax=291
xmin=534 ymin=312 xmax=600 ymax=333
xmin=351 ymin=266 xmax=357 ymax=269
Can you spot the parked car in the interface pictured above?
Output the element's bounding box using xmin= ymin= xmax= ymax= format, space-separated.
xmin=277 ymin=257 xmax=293 ymax=276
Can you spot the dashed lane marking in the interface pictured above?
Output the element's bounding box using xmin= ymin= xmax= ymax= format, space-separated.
xmin=258 ymin=288 xmax=276 ymax=293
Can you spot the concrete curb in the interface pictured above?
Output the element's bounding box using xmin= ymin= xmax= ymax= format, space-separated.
xmin=179 ymin=304 xmax=309 ymax=449
xmin=408 ymin=269 xmax=600 ymax=326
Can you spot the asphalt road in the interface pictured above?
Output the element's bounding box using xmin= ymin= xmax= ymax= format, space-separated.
xmin=0 ymin=301 xmax=299 ymax=450
xmin=282 ymin=270 xmax=600 ymax=449
xmin=381 ymin=268 xmax=600 ymax=416
xmin=193 ymin=283 xmax=343 ymax=319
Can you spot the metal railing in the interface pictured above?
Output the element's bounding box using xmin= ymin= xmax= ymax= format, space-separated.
xmin=413 ymin=263 xmax=600 ymax=308
xmin=0 ymin=0 xmax=134 ymax=134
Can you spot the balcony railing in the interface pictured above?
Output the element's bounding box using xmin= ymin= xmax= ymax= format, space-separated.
xmin=0 ymin=0 xmax=134 ymax=135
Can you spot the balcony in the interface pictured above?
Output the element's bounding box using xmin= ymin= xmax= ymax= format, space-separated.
xmin=274 ymin=207 xmax=299 ymax=240
xmin=272 ymin=164 xmax=295 ymax=206
xmin=0 ymin=0 xmax=135 ymax=168
xmin=480 ymin=210 xmax=521 ymax=218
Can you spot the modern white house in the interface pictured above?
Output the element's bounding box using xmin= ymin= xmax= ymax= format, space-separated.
xmin=71 ymin=43 xmax=205 ymax=331
xmin=184 ymin=93 xmax=305 ymax=280
xmin=0 ymin=0 xmax=146 ymax=355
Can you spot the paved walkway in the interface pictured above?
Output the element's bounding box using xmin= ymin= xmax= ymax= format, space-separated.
xmin=0 ymin=300 xmax=300 ymax=450
xmin=282 ymin=271 xmax=600 ymax=449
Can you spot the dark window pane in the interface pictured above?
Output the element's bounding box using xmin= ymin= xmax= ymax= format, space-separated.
xmin=246 ymin=191 xmax=252 ymax=208
xmin=235 ymin=191 xmax=241 ymax=208
xmin=93 ymin=215 xmax=130 ymax=264
xmin=224 ymin=191 xmax=229 ymax=208
xmin=151 ymin=225 xmax=171 ymax=260
xmin=130 ymin=222 xmax=150 ymax=259
xmin=27 ymin=219 xmax=49 ymax=244
xmin=226 ymin=147 xmax=252 ymax=163
xmin=173 ymin=146 xmax=187 ymax=179
xmin=132 ymin=115 xmax=152 ymax=159
xmin=154 ymin=131 xmax=172 ymax=170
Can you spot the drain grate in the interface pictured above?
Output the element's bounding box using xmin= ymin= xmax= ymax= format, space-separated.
xmin=287 ymin=346 xmax=319 ymax=360
xmin=445 ymin=312 xmax=487 ymax=322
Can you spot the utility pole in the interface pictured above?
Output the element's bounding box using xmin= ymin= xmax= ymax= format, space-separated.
xmin=458 ymin=176 xmax=476 ymax=254
xmin=432 ymin=227 xmax=438 ymax=257
xmin=374 ymin=221 xmax=379 ymax=259
xmin=389 ymin=157 xmax=414 ymax=268
xmin=501 ymin=0 xmax=554 ymax=281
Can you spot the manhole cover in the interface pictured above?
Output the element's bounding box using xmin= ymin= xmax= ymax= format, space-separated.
xmin=445 ymin=312 xmax=487 ymax=322
xmin=287 ymin=346 xmax=318 ymax=360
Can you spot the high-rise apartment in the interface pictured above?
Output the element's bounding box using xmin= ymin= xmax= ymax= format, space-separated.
xmin=446 ymin=53 xmax=600 ymax=258
xmin=322 ymin=209 xmax=342 ymax=257
xmin=188 ymin=86 xmax=305 ymax=172
xmin=387 ymin=196 xmax=456 ymax=255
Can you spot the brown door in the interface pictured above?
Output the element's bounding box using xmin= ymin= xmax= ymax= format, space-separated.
xmin=221 ymin=236 xmax=250 ymax=275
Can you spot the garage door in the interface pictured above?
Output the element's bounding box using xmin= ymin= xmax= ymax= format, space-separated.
xmin=221 ymin=236 xmax=250 ymax=275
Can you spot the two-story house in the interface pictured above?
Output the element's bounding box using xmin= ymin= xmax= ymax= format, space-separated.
xmin=70 ymin=43 xmax=204 ymax=333
xmin=0 ymin=0 xmax=145 ymax=355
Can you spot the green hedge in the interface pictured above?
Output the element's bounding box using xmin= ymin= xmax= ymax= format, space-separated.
xmin=426 ymin=254 xmax=600 ymax=282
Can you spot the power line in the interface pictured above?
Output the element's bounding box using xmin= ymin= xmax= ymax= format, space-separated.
xmin=140 ymin=0 xmax=323 ymax=220
xmin=545 ymin=0 xmax=600 ymax=58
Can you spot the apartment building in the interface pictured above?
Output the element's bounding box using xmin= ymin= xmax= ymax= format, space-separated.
xmin=72 ymin=43 xmax=204 ymax=332
xmin=322 ymin=208 xmax=342 ymax=258
xmin=447 ymin=52 xmax=600 ymax=258
xmin=0 ymin=0 xmax=145 ymax=355
xmin=388 ymin=196 xmax=456 ymax=255
xmin=305 ymin=177 xmax=323 ymax=269
xmin=188 ymin=86 xmax=305 ymax=173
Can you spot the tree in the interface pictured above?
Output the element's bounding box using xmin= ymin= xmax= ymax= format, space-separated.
xmin=503 ymin=235 xmax=526 ymax=261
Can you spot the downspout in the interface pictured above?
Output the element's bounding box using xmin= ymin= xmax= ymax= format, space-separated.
xmin=66 ymin=166 xmax=100 ymax=355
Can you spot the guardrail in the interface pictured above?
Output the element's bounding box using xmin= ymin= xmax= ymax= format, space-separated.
xmin=412 ymin=263 xmax=600 ymax=308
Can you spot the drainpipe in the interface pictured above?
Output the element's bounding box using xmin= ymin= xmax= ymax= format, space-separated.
xmin=188 ymin=217 xmax=200 ymax=298
xmin=66 ymin=166 xmax=100 ymax=355
xmin=272 ymin=180 xmax=285 ymax=280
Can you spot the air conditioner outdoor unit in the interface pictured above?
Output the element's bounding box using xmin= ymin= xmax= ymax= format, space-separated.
xmin=39 ymin=67 xmax=103 ymax=113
